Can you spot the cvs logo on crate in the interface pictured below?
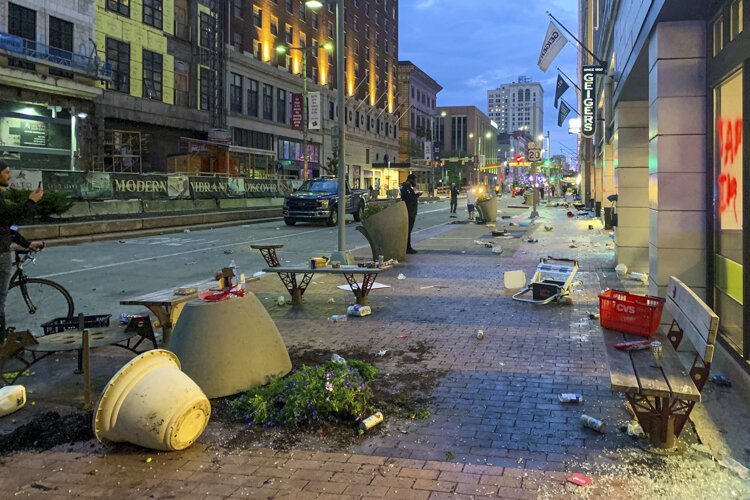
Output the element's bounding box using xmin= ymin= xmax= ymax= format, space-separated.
xmin=615 ymin=303 xmax=636 ymax=315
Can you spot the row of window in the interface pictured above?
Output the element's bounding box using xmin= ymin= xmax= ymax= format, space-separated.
xmin=8 ymin=2 xmax=75 ymax=75
xmin=410 ymin=86 xmax=436 ymax=109
xmin=713 ymin=0 xmax=744 ymax=56
xmin=106 ymin=0 xmax=164 ymax=30
xmin=106 ymin=37 xmax=163 ymax=100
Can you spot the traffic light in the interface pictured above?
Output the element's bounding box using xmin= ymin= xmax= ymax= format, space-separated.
xmin=543 ymin=160 xmax=551 ymax=167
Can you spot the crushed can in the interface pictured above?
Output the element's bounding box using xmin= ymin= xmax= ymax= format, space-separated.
xmin=360 ymin=412 xmax=383 ymax=430
xmin=558 ymin=393 xmax=584 ymax=403
xmin=580 ymin=414 xmax=606 ymax=433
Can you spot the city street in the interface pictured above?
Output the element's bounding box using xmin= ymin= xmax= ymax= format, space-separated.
xmin=1 ymin=197 xmax=748 ymax=498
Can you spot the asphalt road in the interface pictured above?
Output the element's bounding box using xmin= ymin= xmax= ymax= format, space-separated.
xmin=9 ymin=199 xmax=456 ymax=332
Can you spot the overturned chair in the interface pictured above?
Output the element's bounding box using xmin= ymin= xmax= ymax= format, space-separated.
xmin=512 ymin=257 xmax=580 ymax=305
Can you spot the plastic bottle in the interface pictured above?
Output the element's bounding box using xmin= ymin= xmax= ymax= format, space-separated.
xmin=331 ymin=353 xmax=347 ymax=365
xmin=580 ymin=414 xmax=606 ymax=432
xmin=329 ymin=315 xmax=348 ymax=322
xmin=360 ymin=412 xmax=384 ymax=430
xmin=0 ymin=385 xmax=26 ymax=417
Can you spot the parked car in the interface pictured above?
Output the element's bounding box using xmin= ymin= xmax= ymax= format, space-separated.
xmin=283 ymin=177 xmax=369 ymax=226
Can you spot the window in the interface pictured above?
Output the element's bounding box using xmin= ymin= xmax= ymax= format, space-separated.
xmin=253 ymin=40 xmax=261 ymax=58
xmin=285 ymin=24 xmax=293 ymax=44
xmin=286 ymin=0 xmax=293 ymax=13
xmin=200 ymin=12 xmax=216 ymax=48
xmin=253 ymin=6 xmax=262 ymax=27
xmin=8 ymin=3 xmax=35 ymax=41
xmin=713 ymin=15 xmax=724 ymax=56
xmin=730 ymin=0 xmax=744 ymax=40
xmin=365 ymin=25 xmax=369 ymax=40
xmin=312 ymin=12 xmax=319 ymax=29
xmin=233 ymin=32 xmax=242 ymax=49
xmin=354 ymin=16 xmax=359 ymax=31
xmin=271 ymin=16 xmax=279 ymax=36
xmin=327 ymin=3 xmax=334 ymax=13
xmin=365 ymin=3 xmax=370 ymax=16
xmin=365 ymin=46 xmax=370 ymax=61
xmin=106 ymin=37 xmax=130 ymax=93
xmin=328 ymin=21 xmax=334 ymax=38
xmin=230 ymin=73 xmax=243 ymax=112
xmin=143 ymin=0 xmax=163 ymax=29
xmin=247 ymin=78 xmax=259 ymax=116
xmin=263 ymin=84 xmax=274 ymax=120
xmin=49 ymin=16 xmax=73 ymax=77
xmin=299 ymin=1 xmax=306 ymax=20
xmin=300 ymin=32 xmax=306 ymax=49
xmin=142 ymin=49 xmax=163 ymax=100
xmin=200 ymin=67 xmax=215 ymax=110
xmin=277 ymin=89 xmax=287 ymax=123
xmin=329 ymin=101 xmax=335 ymax=119
xmin=232 ymin=0 xmax=242 ymax=17
xmin=107 ymin=0 xmax=129 ymax=16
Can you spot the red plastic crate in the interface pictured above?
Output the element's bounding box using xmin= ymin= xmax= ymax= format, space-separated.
xmin=598 ymin=289 xmax=665 ymax=337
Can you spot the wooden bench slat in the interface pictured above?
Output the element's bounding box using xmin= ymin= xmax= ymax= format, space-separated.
xmin=601 ymin=331 xmax=640 ymax=394
xmin=628 ymin=337 xmax=674 ymax=399
xmin=667 ymin=298 xmax=717 ymax=363
xmin=667 ymin=277 xmax=719 ymax=346
xmin=652 ymin=331 xmax=702 ymax=402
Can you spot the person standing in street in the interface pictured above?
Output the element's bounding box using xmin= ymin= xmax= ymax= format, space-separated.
xmin=0 ymin=160 xmax=44 ymax=342
xmin=450 ymin=183 xmax=459 ymax=214
xmin=466 ymin=187 xmax=477 ymax=220
xmin=400 ymin=174 xmax=421 ymax=254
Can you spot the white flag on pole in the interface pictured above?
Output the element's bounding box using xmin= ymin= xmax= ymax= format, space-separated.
xmin=538 ymin=22 xmax=569 ymax=72
xmin=308 ymin=92 xmax=321 ymax=130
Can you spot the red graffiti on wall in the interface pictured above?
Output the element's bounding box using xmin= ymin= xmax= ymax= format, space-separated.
xmin=717 ymin=117 xmax=742 ymax=222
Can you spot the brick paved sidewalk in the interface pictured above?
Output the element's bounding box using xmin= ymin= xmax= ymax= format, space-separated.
xmin=2 ymin=199 xmax=748 ymax=499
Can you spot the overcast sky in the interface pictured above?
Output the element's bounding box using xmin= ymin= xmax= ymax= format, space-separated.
xmin=398 ymin=0 xmax=579 ymax=158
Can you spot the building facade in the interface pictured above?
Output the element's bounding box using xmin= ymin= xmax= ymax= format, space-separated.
xmin=435 ymin=105 xmax=497 ymax=185
xmin=578 ymin=0 xmax=749 ymax=370
xmin=396 ymin=60 xmax=441 ymax=164
xmin=226 ymin=0 xmax=399 ymax=189
xmin=0 ymin=0 xmax=106 ymax=171
xmin=487 ymin=77 xmax=544 ymax=138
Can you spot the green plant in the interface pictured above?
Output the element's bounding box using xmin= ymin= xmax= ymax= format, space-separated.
xmin=229 ymin=359 xmax=379 ymax=428
xmin=4 ymin=189 xmax=74 ymax=219
xmin=361 ymin=202 xmax=389 ymax=221
xmin=476 ymin=194 xmax=490 ymax=203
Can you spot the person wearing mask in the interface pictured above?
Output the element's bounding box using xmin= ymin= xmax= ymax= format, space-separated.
xmin=449 ymin=183 xmax=459 ymax=214
xmin=0 ymin=160 xmax=44 ymax=341
xmin=400 ymin=174 xmax=421 ymax=254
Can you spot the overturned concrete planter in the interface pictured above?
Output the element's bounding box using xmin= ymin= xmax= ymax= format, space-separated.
xmin=356 ymin=200 xmax=408 ymax=262
xmin=167 ymin=293 xmax=292 ymax=399
xmin=476 ymin=196 xmax=498 ymax=223
xmin=93 ymin=350 xmax=211 ymax=451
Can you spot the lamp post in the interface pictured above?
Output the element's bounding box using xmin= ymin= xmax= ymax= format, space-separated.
xmin=306 ymin=0 xmax=351 ymax=263
xmin=276 ymin=41 xmax=332 ymax=181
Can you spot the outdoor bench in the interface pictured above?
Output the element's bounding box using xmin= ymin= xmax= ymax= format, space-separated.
xmin=262 ymin=266 xmax=381 ymax=306
xmin=601 ymin=276 xmax=719 ymax=450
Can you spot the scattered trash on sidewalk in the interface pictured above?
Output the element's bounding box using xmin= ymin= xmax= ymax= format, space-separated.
xmin=223 ymin=250 xmax=232 ymax=254
xmin=375 ymin=349 xmax=388 ymax=357
xmin=580 ymin=414 xmax=606 ymax=432
xmin=504 ymin=270 xmax=527 ymax=289
xmin=347 ymin=304 xmax=372 ymax=316
xmin=145 ymin=457 xmax=153 ymax=463
xmin=718 ymin=456 xmax=749 ymax=480
xmin=360 ymin=411 xmax=384 ymax=431
xmin=0 ymin=385 xmax=26 ymax=417
xmin=395 ymin=334 xmax=410 ymax=339
xmin=474 ymin=240 xmax=493 ymax=248
xmin=567 ymin=211 xmax=574 ymax=218
xmin=588 ymin=312 xmax=600 ymax=320
xmin=183 ymin=229 xmax=190 ymax=233
xmin=527 ymin=238 xmax=538 ymax=243
xmin=569 ymin=243 xmax=578 ymax=248
xmin=491 ymin=246 xmax=503 ymax=254
xmin=329 ymin=315 xmax=347 ymax=322
xmin=566 ymin=473 xmax=593 ymax=487
xmin=558 ymin=393 xmax=584 ymax=403
xmin=626 ymin=271 xmax=649 ymax=284
xmin=252 ymin=271 xmax=266 ymax=278
xmin=588 ymin=224 xmax=594 ymax=230
xmin=627 ymin=420 xmax=645 ymax=438
xmin=544 ymin=225 xmax=554 ymax=231
xmin=475 ymin=330 xmax=484 ymax=340
xmin=615 ymin=340 xmax=654 ymax=351
xmin=327 ymin=298 xmax=335 ymax=303
xmin=118 ymin=240 xmax=125 ymax=244
xmin=276 ymin=296 xmax=286 ymax=306
xmin=711 ymin=374 xmax=732 ymax=387
xmin=397 ymin=273 xmax=406 ymax=280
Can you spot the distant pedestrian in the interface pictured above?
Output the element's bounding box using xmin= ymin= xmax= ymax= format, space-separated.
xmin=466 ymin=188 xmax=477 ymax=220
xmin=400 ymin=174 xmax=421 ymax=254
xmin=450 ymin=183 xmax=459 ymax=214
xmin=539 ymin=186 xmax=545 ymax=200
xmin=369 ymin=185 xmax=376 ymax=200
xmin=551 ymin=185 xmax=556 ymax=198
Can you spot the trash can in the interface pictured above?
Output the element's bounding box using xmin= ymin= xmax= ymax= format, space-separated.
xmin=523 ymin=192 xmax=533 ymax=205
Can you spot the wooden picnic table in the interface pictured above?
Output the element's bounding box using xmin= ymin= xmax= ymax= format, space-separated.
xmin=263 ymin=265 xmax=381 ymax=306
xmin=120 ymin=278 xmax=216 ymax=345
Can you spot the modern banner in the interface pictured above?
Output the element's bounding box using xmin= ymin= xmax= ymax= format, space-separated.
xmin=112 ymin=173 xmax=169 ymax=200
xmin=558 ymin=100 xmax=572 ymax=127
xmin=291 ymin=93 xmax=303 ymax=131
xmin=581 ymin=65 xmax=605 ymax=138
xmin=554 ymin=74 xmax=569 ymax=108
xmin=538 ymin=22 xmax=569 ymax=71
xmin=308 ymin=91 xmax=321 ymax=130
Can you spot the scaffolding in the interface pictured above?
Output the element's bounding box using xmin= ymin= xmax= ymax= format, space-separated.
xmin=98 ymin=129 xmax=143 ymax=173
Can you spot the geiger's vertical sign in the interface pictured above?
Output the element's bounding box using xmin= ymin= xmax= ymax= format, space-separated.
xmin=581 ymin=65 xmax=605 ymax=139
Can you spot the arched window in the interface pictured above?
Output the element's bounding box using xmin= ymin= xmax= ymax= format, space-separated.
xmin=524 ymin=89 xmax=530 ymax=101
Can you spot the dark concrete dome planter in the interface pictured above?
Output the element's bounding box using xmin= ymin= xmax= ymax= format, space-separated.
xmin=476 ymin=196 xmax=498 ymax=223
xmin=356 ymin=200 xmax=408 ymax=262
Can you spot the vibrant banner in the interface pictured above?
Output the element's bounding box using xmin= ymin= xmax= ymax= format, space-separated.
xmin=308 ymin=91 xmax=321 ymax=130
xmin=188 ymin=176 xmax=230 ymax=199
xmin=554 ymin=74 xmax=569 ymax=108
xmin=538 ymin=22 xmax=569 ymax=71
xmin=558 ymin=100 xmax=572 ymax=127
xmin=291 ymin=93 xmax=304 ymax=131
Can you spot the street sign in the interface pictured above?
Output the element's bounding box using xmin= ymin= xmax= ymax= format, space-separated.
xmin=527 ymin=142 xmax=542 ymax=162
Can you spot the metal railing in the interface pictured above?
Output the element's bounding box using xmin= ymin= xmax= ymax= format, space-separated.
xmin=0 ymin=32 xmax=111 ymax=80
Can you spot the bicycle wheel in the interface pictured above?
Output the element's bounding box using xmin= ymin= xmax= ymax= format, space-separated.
xmin=6 ymin=278 xmax=75 ymax=335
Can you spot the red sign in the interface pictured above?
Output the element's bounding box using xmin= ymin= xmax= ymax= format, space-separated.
xmin=291 ymin=93 xmax=303 ymax=131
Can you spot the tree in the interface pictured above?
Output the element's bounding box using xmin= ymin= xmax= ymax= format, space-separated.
xmin=324 ymin=152 xmax=339 ymax=176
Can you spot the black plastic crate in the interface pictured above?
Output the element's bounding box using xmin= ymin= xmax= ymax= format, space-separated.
xmin=41 ymin=314 xmax=112 ymax=336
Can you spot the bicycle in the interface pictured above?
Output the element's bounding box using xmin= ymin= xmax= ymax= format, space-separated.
xmin=5 ymin=249 xmax=75 ymax=335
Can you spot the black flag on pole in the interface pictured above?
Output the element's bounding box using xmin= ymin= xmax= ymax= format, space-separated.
xmin=558 ymin=100 xmax=571 ymax=127
xmin=554 ymin=74 xmax=569 ymax=109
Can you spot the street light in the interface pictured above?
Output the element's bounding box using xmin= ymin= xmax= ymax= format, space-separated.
xmin=276 ymin=41 xmax=333 ymax=181
xmin=306 ymin=0 xmax=351 ymax=263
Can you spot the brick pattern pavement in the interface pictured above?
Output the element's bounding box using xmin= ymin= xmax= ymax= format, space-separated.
xmin=0 ymin=201 xmax=674 ymax=498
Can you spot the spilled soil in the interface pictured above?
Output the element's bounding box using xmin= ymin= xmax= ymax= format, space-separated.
xmin=0 ymin=412 xmax=92 ymax=455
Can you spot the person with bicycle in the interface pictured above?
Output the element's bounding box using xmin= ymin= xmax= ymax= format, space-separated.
xmin=0 ymin=160 xmax=44 ymax=341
